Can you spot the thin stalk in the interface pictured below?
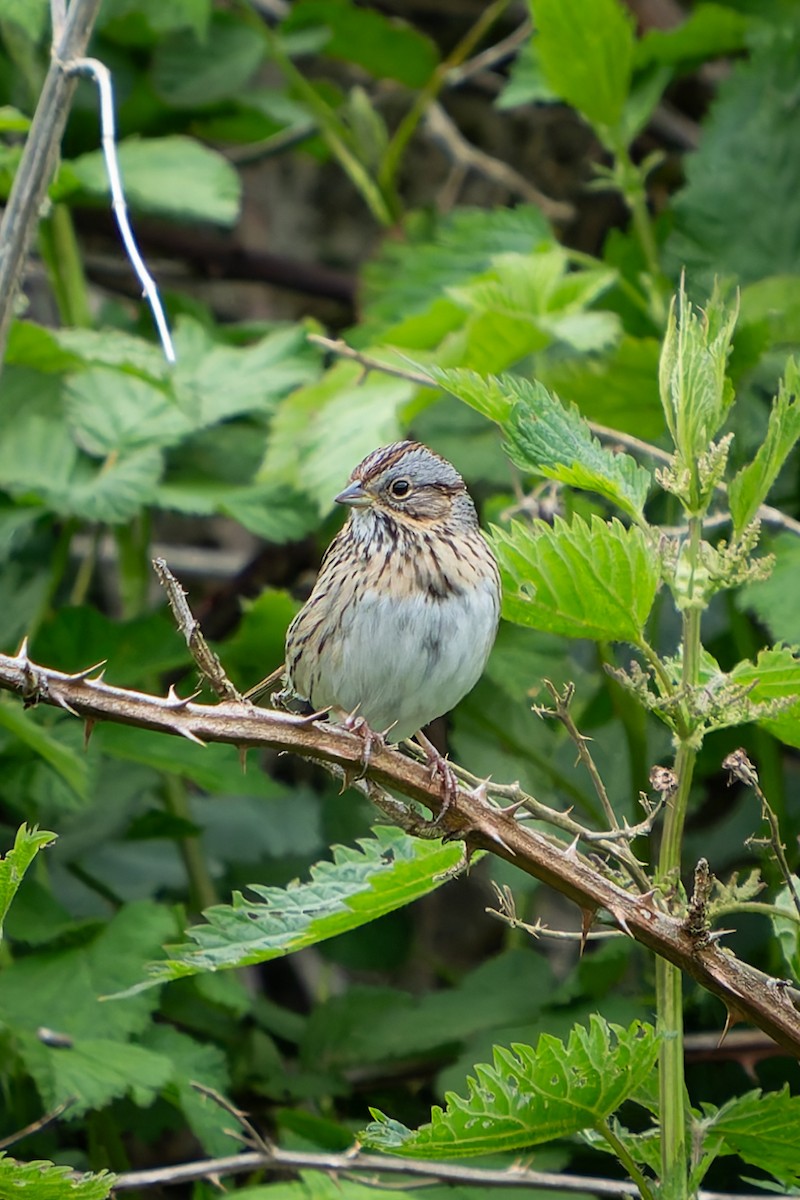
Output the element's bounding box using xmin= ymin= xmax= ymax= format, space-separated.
xmin=378 ymin=0 xmax=512 ymax=205
xmin=114 ymin=511 xmax=151 ymax=619
xmin=162 ymin=773 xmax=217 ymax=914
xmin=597 ymin=1119 xmax=656 ymax=1200
xmin=655 ymin=516 xmax=703 ymax=1200
xmin=38 ymin=203 xmax=92 ymax=327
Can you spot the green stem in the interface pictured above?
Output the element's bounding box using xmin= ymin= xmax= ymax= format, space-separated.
xmin=378 ymin=0 xmax=513 ymax=206
xmin=70 ymin=524 xmax=101 ymax=606
xmin=38 ymin=203 xmax=93 ymax=327
xmin=713 ymin=900 xmax=800 ymax=927
xmin=162 ymin=773 xmax=217 ymax=913
xmin=655 ymin=517 xmax=703 ymax=1200
xmin=114 ymin=511 xmax=152 ymax=619
xmin=597 ymin=1118 xmax=656 ymax=1200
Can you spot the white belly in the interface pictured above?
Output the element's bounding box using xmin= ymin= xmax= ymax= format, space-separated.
xmin=314 ymin=580 xmax=499 ymax=740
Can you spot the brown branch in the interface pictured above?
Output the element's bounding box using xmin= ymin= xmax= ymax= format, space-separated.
xmin=1 ymin=644 xmax=800 ymax=1055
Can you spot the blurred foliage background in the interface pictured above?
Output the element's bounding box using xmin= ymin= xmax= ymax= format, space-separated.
xmin=1 ymin=0 xmax=800 ymax=1195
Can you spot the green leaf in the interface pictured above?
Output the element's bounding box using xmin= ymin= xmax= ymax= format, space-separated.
xmin=658 ymin=282 xmax=737 ymax=500
xmin=0 ymin=0 xmax=47 ymax=40
xmin=54 ymin=447 xmax=164 ymax=524
xmin=729 ymin=646 xmax=800 ymax=748
xmin=493 ymin=516 xmax=659 ymax=643
xmin=0 ymin=825 xmax=56 ymax=940
xmin=0 ymin=700 xmax=90 ymax=801
xmin=0 ymin=901 xmax=175 ymax=1038
xmin=67 ymin=137 xmax=241 ymax=226
xmin=360 ymin=206 xmax=553 ymax=340
xmin=666 ymin=39 xmax=800 ymax=289
xmin=99 ymin=0 xmax=211 ymax=37
xmin=772 ymin=878 xmax=800 ymax=981
xmin=257 ymin=361 xmax=409 ymax=512
xmin=33 ymin=606 xmax=190 ymax=688
xmin=19 ymin=1035 xmax=173 ymax=1115
xmin=728 ymin=359 xmax=800 ymax=535
xmin=739 ymin=533 xmax=800 ymax=645
xmin=143 ymin=1025 xmax=240 ymax=1155
xmin=0 ymin=1154 xmax=113 ymax=1200
xmin=709 ymin=1088 xmax=800 ymax=1188
xmin=532 ymin=0 xmax=635 ymax=139
xmin=282 ymin=0 xmax=438 ymax=88
xmin=635 ymin=3 xmax=753 ymax=71
xmin=170 ymin=317 xmax=321 ymax=424
xmin=362 ymin=1016 xmax=659 ymax=1158
xmin=0 ymin=105 xmax=31 ymax=132
xmin=537 ymin=335 xmax=665 ymax=442
xmin=152 ymin=12 xmax=265 ymax=107
xmin=64 ymin=370 xmax=191 ymax=455
xmin=114 ymin=829 xmax=468 ymax=993
xmin=433 ymin=368 xmax=651 ymax=519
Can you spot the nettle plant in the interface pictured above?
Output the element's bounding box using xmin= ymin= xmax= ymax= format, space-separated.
xmin=2 ymin=285 xmax=800 ymax=1200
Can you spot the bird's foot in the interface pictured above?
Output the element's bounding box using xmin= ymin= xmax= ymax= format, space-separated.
xmin=343 ymin=709 xmax=385 ymax=774
xmin=414 ymin=729 xmax=460 ymax=826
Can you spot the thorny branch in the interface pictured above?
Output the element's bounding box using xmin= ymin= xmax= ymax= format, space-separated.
xmin=725 ymin=748 xmax=800 ymax=921
xmin=1 ymin=641 xmax=800 ymax=1055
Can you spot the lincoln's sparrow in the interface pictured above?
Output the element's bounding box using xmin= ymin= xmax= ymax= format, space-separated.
xmin=282 ymin=442 xmax=500 ymax=770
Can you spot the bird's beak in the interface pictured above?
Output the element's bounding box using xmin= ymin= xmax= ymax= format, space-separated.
xmin=335 ymin=480 xmax=371 ymax=508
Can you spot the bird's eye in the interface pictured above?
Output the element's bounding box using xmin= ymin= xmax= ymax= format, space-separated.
xmin=390 ymin=478 xmax=411 ymax=498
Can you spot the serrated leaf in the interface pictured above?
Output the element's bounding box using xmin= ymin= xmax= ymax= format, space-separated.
xmin=361 ymin=206 xmax=553 ymax=339
xmin=729 ymin=646 xmax=800 ymax=749
xmin=433 ymin=368 xmax=651 ymax=517
xmin=492 ymin=515 xmax=659 ymax=643
xmin=533 ymin=0 xmax=635 ymax=139
xmin=0 ymin=1154 xmax=113 ymax=1200
xmin=54 ymin=447 xmax=163 ymax=524
xmin=0 ymin=901 xmax=174 ymax=1039
xmin=257 ymin=361 xmax=409 ymax=512
xmin=728 ymin=359 xmax=800 ymax=535
xmin=170 ymin=317 xmax=321 ymax=424
xmin=113 ymin=829 xmax=467 ymax=993
xmin=709 ymin=1088 xmax=800 ymax=1187
xmin=64 ymin=369 xmax=191 ymax=455
xmin=143 ymin=1025 xmax=240 ymax=1155
xmin=666 ymin=38 xmax=800 ymax=289
xmin=67 ymin=136 xmax=241 ymax=226
xmin=0 ymin=825 xmax=56 ymax=939
xmin=658 ymin=282 xmax=737 ymax=493
xmin=20 ymin=1035 xmax=173 ymax=1115
xmin=362 ymin=1016 xmax=659 ymax=1158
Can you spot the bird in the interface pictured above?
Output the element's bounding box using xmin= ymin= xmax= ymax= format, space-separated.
xmin=279 ymin=440 xmax=501 ymax=806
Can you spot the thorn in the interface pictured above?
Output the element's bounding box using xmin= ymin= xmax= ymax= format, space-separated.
xmin=634 ymin=888 xmax=659 ymax=908
xmin=484 ymin=825 xmax=516 ymax=856
xmin=84 ymin=719 xmax=95 ymax=750
xmin=66 ymin=659 xmax=107 ymax=682
xmin=177 ymin=726 xmax=206 ymax=746
xmin=15 ymin=635 xmax=29 ymax=662
xmin=468 ymin=780 xmax=490 ymax=806
xmin=718 ymin=1004 xmax=747 ymax=1047
xmin=497 ymin=794 xmax=529 ymax=818
xmin=563 ymin=834 xmax=581 ymax=860
xmin=165 ymin=684 xmax=201 ymax=709
xmin=52 ymin=691 xmax=80 ymax=717
xmin=296 ymin=705 xmax=332 ymax=725
xmin=706 ymin=927 xmax=735 ymax=943
xmin=89 ymin=669 xmax=106 ymax=685
xmin=580 ymin=907 xmax=597 ymax=955
xmin=606 ymin=904 xmax=632 ymax=937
